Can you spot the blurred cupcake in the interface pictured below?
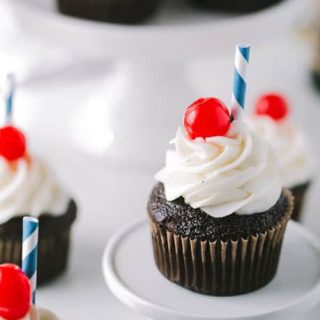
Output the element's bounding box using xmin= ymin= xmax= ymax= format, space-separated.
xmin=248 ymin=93 xmax=314 ymax=221
xmin=190 ymin=0 xmax=284 ymax=12
xmin=311 ymin=8 xmax=320 ymax=92
xmin=57 ymin=0 xmax=160 ymax=24
xmin=147 ymin=97 xmax=293 ymax=296
xmin=0 ymin=264 xmax=58 ymax=319
xmin=32 ymin=309 xmax=58 ymax=320
xmin=0 ymin=124 xmax=77 ymax=284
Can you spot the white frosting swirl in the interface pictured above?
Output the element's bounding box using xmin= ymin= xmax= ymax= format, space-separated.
xmin=156 ymin=121 xmax=282 ymax=218
xmin=247 ymin=116 xmax=314 ymax=188
xmin=0 ymin=155 xmax=69 ymax=224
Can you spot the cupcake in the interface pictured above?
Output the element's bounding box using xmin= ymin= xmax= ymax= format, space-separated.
xmin=0 ymin=263 xmax=58 ymax=320
xmin=248 ymin=93 xmax=314 ymax=221
xmin=0 ymin=124 xmax=77 ymax=284
xmin=147 ymin=97 xmax=293 ymax=296
xmin=311 ymin=18 xmax=320 ymax=92
xmin=190 ymin=0 xmax=284 ymax=13
xmin=57 ymin=0 xmax=160 ymax=24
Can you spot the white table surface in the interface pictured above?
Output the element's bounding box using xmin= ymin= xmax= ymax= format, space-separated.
xmin=0 ymin=2 xmax=320 ymax=319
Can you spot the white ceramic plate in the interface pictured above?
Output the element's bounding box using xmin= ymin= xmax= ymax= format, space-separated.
xmin=103 ymin=219 xmax=320 ymax=320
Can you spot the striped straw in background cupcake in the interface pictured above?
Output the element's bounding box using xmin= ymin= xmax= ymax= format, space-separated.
xmin=4 ymin=73 xmax=15 ymax=123
xmin=22 ymin=217 xmax=39 ymax=304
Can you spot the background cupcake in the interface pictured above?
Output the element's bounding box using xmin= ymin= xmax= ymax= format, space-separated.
xmin=190 ymin=0 xmax=284 ymax=12
xmin=57 ymin=0 xmax=160 ymax=24
xmin=0 ymin=123 xmax=77 ymax=284
xmin=248 ymin=93 xmax=315 ymax=221
xmin=147 ymin=97 xmax=293 ymax=296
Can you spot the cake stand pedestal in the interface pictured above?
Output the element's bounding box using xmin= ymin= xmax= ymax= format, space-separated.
xmin=103 ymin=219 xmax=320 ymax=320
xmin=8 ymin=0 xmax=311 ymax=168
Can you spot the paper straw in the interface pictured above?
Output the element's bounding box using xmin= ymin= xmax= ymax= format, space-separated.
xmin=231 ymin=45 xmax=251 ymax=120
xmin=22 ymin=217 xmax=39 ymax=304
xmin=5 ymin=73 xmax=15 ymax=123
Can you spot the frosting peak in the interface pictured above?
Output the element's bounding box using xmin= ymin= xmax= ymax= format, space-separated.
xmin=0 ymin=155 xmax=69 ymax=224
xmin=156 ymin=121 xmax=282 ymax=218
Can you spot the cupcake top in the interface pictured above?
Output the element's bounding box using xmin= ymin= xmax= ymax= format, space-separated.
xmin=248 ymin=93 xmax=314 ymax=188
xmin=14 ymin=306 xmax=58 ymax=320
xmin=0 ymin=125 xmax=69 ymax=224
xmin=156 ymin=98 xmax=282 ymax=218
xmin=0 ymin=264 xmax=58 ymax=320
xmin=148 ymin=183 xmax=290 ymax=241
xmin=35 ymin=309 xmax=58 ymax=320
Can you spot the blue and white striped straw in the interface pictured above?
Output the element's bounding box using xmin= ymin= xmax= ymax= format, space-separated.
xmin=5 ymin=73 xmax=15 ymax=123
xmin=231 ymin=45 xmax=251 ymax=120
xmin=22 ymin=217 xmax=39 ymax=304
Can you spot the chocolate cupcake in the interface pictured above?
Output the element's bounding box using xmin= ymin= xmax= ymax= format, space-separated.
xmin=311 ymin=20 xmax=320 ymax=93
xmin=190 ymin=0 xmax=284 ymax=13
xmin=147 ymin=97 xmax=293 ymax=296
xmin=248 ymin=93 xmax=314 ymax=221
xmin=290 ymin=183 xmax=310 ymax=221
xmin=0 ymin=125 xmax=77 ymax=284
xmin=57 ymin=0 xmax=160 ymax=24
xmin=0 ymin=201 xmax=76 ymax=285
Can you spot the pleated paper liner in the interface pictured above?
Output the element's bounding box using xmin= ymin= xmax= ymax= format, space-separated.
xmin=290 ymin=182 xmax=311 ymax=222
xmin=57 ymin=0 xmax=160 ymax=24
xmin=190 ymin=0 xmax=284 ymax=13
xmin=0 ymin=200 xmax=77 ymax=285
xmin=149 ymin=189 xmax=293 ymax=296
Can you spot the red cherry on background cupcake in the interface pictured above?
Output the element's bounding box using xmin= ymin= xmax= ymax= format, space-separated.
xmin=0 ymin=125 xmax=26 ymax=162
xmin=184 ymin=97 xmax=231 ymax=139
xmin=254 ymin=93 xmax=289 ymax=121
xmin=0 ymin=264 xmax=31 ymax=320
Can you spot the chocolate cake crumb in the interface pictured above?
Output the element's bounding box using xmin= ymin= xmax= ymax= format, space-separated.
xmin=148 ymin=183 xmax=288 ymax=241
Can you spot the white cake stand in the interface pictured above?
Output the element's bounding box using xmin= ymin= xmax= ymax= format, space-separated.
xmin=7 ymin=0 xmax=310 ymax=168
xmin=102 ymin=219 xmax=320 ymax=320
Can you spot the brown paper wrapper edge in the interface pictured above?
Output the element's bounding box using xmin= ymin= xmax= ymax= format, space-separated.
xmin=148 ymin=189 xmax=294 ymax=296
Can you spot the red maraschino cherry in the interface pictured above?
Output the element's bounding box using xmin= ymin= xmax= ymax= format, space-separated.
xmin=184 ymin=97 xmax=231 ymax=139
xmin=0 ymin=125 xmax=26 ymax=162
xmin=0 ymin=264 xmax=31 ymax=320
xmin=254 ymin=93 xmax=289 ymax=121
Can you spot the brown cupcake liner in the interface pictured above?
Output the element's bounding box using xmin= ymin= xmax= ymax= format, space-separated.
xmin=148 ymin=190 xmax=293 ymax=296
xmin=190 ymin=0 xmax=283 ymax=13
xmin=0 ymin=228 xmax=72 ymax=285
xmin=0 ymin=200 xmax=77 ymax=285
xmin=290 ymin=182 xmax=311 ymax=222
xmin=57 ymin=0 xmax=160 ymax=24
